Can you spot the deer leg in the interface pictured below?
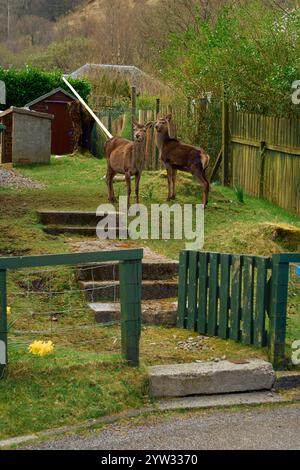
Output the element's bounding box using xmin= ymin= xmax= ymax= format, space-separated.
xmin=107 ymin=166 xmax=117 ymax=203
xmin=135 ymin=172 xmax=141 ymax=205
xmin=171 ymin=169 xmax=177 ymax=200
xmin=165 ymin=163 xmax=173 ymax=201
xmin=125 ymin=171 xmax=132 ymax=208
xmin=191 ymin=165 xmax=210 ymax=207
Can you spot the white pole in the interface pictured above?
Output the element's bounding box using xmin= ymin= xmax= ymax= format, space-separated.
xmin=62 ymin=76 xmax=113 ymax=140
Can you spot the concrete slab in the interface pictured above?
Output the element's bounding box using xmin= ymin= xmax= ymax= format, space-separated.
xmin=89 ymin=300 xmax=177 ymax=326
xmin=82 ymin=279 xmax=178 ymax=302
xmin=157 ymin=391 xmax=286 ymax=410
xmin=275 ymin=371 xmax=300 ymax=389
xmin=77 ymin=260 xmax=179 ymax=282
xmin=149 ymin=360 xmax=276 ymax=397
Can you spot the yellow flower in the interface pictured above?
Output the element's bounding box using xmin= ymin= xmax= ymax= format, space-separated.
xmin=7 ymin=307 xmax=11 ymax=317
xmin=28 ymin=340 xmax=54 ymax=357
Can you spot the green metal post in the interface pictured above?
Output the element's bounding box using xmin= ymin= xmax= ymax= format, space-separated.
xmin=0 ymin=269 xmax=7 ymax=380
xmin=268 ymin=254 xmax=289 ymax=370
xmin=119 ymin=259 xmax=142 ymax=366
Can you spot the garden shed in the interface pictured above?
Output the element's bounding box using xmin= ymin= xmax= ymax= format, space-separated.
xmin=0 ymin=107 xmax=53 ymax=166
xmin=26 ymin=88 xmax=83 ymax=155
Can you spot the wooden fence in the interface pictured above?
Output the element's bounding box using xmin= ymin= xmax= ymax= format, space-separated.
xmin=0 ymin=249 xmax=143 ymax=379
xmin=177 ymin=250 xmax=300 ymax=369
xmin=227 ymin=107 xmax=300 ymax=215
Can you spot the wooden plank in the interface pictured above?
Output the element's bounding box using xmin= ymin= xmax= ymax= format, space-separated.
xmin=187 ymin=251 xmax=199 ymax=331
xmin=230 ymin=255 xmax=242 ymax=341
xmin=222 ymin=91 xmax=230 ymax=185
xmin=119 ymin=260 xmax=142 ymax=366
xmin=62 ymin=77 xmax=113 ymax=139
xmin=219 ymin=254 xmax=231 ymax=339
xmin=207 ymin=253 xmax=219 ymax=336
xmin=198 ymin=252 xmax=209 ymax=334
xmin=210 ymin=150 xmax=222 ymax=182
xmin=268 ymin=254 xmax=289 ymax=370
xmin=0 ymin=249 xmax=144 ymax=270
xmin=254 ymin=257 xmax=268 ymax=347
xmin=177 ymin=250 xmax=189 ymax=328
xmin=242 ymin=256 xmax=254 ymax=345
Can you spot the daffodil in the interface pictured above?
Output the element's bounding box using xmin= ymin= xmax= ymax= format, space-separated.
xmin=28 ymin=340 xmax=54 ymax=357
xmin=6 ymin=307 xmax=11 ymax=317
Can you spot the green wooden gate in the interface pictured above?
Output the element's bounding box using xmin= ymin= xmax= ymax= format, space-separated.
xmin=177 ymin=251 xmax=300 ymax=369
xmin=0 ymin=249 xmax=143 ymax=379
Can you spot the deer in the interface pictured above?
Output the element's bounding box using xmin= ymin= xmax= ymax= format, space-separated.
xmin=155 ymin=114 xmax=210 ymax=206
xmin=105 ymin=121 xmax=153 ymax=207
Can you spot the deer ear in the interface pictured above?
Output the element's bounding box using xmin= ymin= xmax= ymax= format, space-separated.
xmin=165 ymin=114 xmax=172 ymax=122
xmin=132 ymin=120 xmax=139 ymax=128
xmin=145 ymin=121 xmax=153 ymax=129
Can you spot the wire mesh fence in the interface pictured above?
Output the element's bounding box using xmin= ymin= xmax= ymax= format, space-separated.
xmin=0 ymin=250 xmax=143 ymax=379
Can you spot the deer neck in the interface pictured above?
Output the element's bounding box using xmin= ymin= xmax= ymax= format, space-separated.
xmin=157 ymin=130 xmax=172 ymax=149
xmin=133 ymin=140 xmax=146 ymax=170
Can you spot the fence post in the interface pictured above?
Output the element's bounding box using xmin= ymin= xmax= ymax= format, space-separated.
xmin=222 ymin=88 xmax=230 ymax=186
xmin=131 ymin=86 xmax=137 ymax=140
xmin=0 ymin=269 xmax=7 ymax=380
xmin=119 ymin=259 xmax=142 ymax=367
xmin=268 ymin=254 xmax=289 ymax=370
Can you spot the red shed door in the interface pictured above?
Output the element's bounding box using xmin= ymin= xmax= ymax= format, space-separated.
xmin=46 ymin=102 xmax=74 ymax=155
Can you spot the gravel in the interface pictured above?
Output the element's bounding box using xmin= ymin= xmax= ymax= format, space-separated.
xmin=22 ymin=404 xmax=300 ymax=450
xmin=0 ymin=167 xmax=44 ymax=189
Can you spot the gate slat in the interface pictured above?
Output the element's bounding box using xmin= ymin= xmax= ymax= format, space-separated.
xmin=187 ymin=251 xmax=199 ymax=331
xmin=230 ymin=255 xmax=242 ymax=341
xmin=219 ymin=254 xmax=231 ymax=339
xmin=177 ymin=250 xmax=189 ymax=328
xmin=242 ymin=256 xmax=254 ymax=344
xmin=254 ymin=257 xmax=268 ymax=346
xmin=207 ymin=253 xmax=219 ymax=336
xmin=198 ymin=252 xmax=209 ymax=334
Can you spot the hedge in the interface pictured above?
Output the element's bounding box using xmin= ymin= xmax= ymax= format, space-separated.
xmin=0 ymin=67 xmax=91 ymax=111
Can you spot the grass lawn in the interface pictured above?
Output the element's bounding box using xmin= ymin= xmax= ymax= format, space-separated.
xmin=0 ymin=152 xmax=299 ymax=440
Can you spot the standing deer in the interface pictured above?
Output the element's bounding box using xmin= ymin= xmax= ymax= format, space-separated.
xmin=155 ymin=114 xmax=210 ymax=206
xmin=105 ymin=121 xmax=152 ymax=206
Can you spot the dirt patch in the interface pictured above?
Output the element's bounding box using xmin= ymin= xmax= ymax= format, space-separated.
xmin=0 ymin=167 xmax=45 ymax=189
xmin=68 ymin=239 xmax=172 ymax=261
xmin=262 ymin=223 xmax=300 ymax=251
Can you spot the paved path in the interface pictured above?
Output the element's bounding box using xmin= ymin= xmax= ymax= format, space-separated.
xmin=25 ymin=404 xmax=300 ymax=450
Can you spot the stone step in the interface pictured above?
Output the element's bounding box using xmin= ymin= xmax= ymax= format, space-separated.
xmin=38 ymin=210 xmax=124 ymax=226
xmin=148 ymin=360 xmax=276 ymax=398
xmin=80 ymin=280 xmax=178 ymax=302
xmin=44 ymin=226 xmax=127 ymax=237
xmin=89 ymin=300 xmax=177 ymax=326
xmin=77 ymin=260 xmax=179 ymax=281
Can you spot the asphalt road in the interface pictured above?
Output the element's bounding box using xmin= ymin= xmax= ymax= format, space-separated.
xmin=25 ymin=404 xmax=300 ymax=450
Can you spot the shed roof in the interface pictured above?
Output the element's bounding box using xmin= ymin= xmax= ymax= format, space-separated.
xmin=0 ymin=106 xmax=54 ymax=120
xmin=25 ymin=87 xmax=76 ymax=108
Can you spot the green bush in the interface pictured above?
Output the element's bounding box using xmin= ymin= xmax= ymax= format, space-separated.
xmin=0 ymin=66 xmax=91 ymax=110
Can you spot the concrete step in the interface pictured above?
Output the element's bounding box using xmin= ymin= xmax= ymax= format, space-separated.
xmin=89 ymin=300 xmax=178 ymax=326
xmin=77 ymin=260 xmax=179 ymax=281
xmin=44 ymin=226 xmax=127 ymax=237
xmin=148 ymin=360 xmax=276 ymax=398
xmin=80 ymin=280 xmax=178 ymax=302
xmin=157 ymin=391 xmax=286 ymax=411
xmin=38 ymin=210 xmax=124 ymax=226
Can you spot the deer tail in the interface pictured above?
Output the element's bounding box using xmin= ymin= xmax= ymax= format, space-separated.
xmin=200 ymin=151 xmax=210 ymax=170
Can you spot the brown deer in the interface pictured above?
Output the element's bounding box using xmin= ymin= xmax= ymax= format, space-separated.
xmin=155 ymin=114 xmax=210 ymax=206
xmin=105 ymin=121 xmax=152 ymax=206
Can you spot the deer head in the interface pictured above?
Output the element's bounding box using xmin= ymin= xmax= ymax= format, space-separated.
xmin=133 ymin=121 xmax=153 ymax=142
xmin=154 ymin=114 xmax=172 ymax=134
